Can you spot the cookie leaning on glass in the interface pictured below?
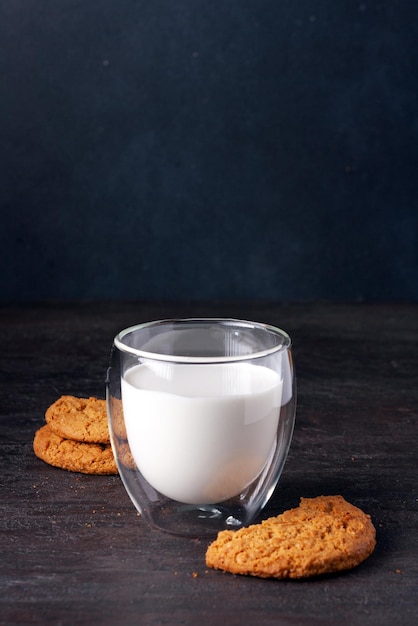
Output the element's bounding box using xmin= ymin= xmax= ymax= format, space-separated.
xmin=206 ymin=495 xmax=376 ymax=579
xmin=33 ymin=395 xmax=118 ymax=475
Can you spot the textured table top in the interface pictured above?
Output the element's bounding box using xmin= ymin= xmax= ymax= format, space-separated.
xmin=1 ymin=301 xmax=417 ymax=625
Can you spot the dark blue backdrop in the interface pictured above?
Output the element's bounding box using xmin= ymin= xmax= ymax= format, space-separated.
xmin=1 ymin=1 xmax=417 ymax=301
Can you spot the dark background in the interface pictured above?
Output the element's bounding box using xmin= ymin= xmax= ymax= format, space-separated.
xmin=1 ymin=1 xmax=417 ymax=302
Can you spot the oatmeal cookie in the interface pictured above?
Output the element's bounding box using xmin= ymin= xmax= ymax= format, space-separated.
xmin=33 ymin=424 xmax=118 ymax=475
xmin=206 ymin=495 xmax=376 ymax=579
xmin=45 ymin=395 xmax=109 ymax=444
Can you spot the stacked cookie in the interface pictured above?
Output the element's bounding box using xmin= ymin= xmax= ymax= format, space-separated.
xmin=33 ymin=396 xmax=118 ymax=475
xmin=206 ymin=495 xmax=376 ymax=579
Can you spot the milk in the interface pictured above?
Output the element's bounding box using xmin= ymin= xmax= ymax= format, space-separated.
xmin=121 ymin=362 xmax=283 ymax=505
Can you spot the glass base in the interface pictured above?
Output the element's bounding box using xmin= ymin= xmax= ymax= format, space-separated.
xmin=147 ymin=502 xmax=248 ymax=537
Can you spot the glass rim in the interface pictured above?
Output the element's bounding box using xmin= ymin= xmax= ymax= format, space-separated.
xmin=113 ymin=317 xmax=291 ymax=364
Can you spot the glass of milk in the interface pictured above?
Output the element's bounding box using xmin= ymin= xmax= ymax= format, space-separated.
xmin=106 ymin=318 xmax=296 ymax=536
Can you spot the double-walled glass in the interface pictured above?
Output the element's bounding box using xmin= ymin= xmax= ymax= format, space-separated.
xmin=106 ymin=319 xmax=296 ymax=536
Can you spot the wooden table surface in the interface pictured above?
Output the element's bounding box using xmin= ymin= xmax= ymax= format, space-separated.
xmin=1 ymin=302 xmax=417 ymax=626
